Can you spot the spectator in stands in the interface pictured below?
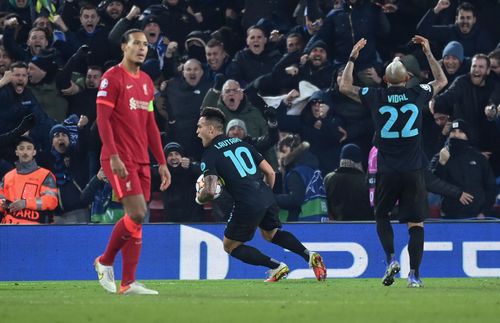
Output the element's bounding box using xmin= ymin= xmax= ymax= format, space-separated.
xmin=161 ymin=58 xmax=211 ymax=161
xmin=204 ymin=38 xmax=231 ymax=81
xmin=202 ymin=79 xmax=268 ymax=139
xmin=277 ymin=90 xmax=345 ymax=174
xmin=441 ymin=41 xmax=467 ymax=92
xmin=44 ymin=122 xmax=90 ymax=224
xmin=227 ymin=0 xmax=297 ymax=32
xmin=305 ymin=0 xmax=390 ymax=77
xmin=28 ymin=49 xmax=68 ymax=122
xmin=3 ymin=23 xmax=50 ymax=61
xmin=109 ymin=6 xmax=173 ymax=82
xmin=275 ymin=134 xmax=327 ymax=222
xmin=323 ymin=143 xmax=373 ymax=221
xmin=0 ymin=0 xmax=33 ymax=28
xmin=80 ymin=167 xmax=124 ymax=224
xmin=416 ymin=1 xmax=495 ymax=58
xmin=0 ymin=61 xmax=56 ymax=153
xmin=159 ymin=141 xmax=203 ymax=222
xmin=0 ymin=114 xmax=36 ymax=177
xmin=0 ymin=46 xmax=13 ymax=77
xmin=141 ymin=0 xmax=199 ymax=49
xmin=56 ymin=45 xmax=101 ymax=124
xmin=63 ymin=3 xmax=118 ymax=67
xmin=0 ymin=135 xmax=58 ymax=224
xmin=433 ymin=53 xmax=499 ymax=174
xmin=488 ymin=49 xmax=500 ymax=80
xmin=429 ymin=119 xmax=497 ymax=219
xmin=285 ymin=33 xmax=305 ymax=54
xmin=226 ymin=25 xmax=281 ymax=86
xmin=272 ymin=39 xmax=335 ymax=90
xmin=97 ymin=0 xmax=126 ymax=29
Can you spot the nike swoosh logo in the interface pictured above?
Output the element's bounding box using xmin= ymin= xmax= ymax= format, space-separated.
xmin=126 ymin=85 xmax=133 ymax=89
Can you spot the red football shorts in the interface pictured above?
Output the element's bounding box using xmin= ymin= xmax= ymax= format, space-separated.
xmin=101 ymin=159 xmax=151 ymax=202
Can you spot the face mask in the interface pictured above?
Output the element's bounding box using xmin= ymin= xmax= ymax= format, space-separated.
xmin=448 ymin=137 xmax=468 ymax=154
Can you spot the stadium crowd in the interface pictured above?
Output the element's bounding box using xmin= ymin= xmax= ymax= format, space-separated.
xmin=0 ymin=0 xmax=499 ymax=224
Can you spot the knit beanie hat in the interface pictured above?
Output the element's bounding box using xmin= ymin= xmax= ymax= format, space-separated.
xmin=340 ymin=143 xmax=362 ymax=163
xmin=140 ymin=14 xmax=160 ymax=29
xmin=450 ymin=119 xmax=469 ymax=137
xmin=442 ymin=41 xmax=464 ymax=63
xmin=49 ymin=124 xmax=70 ymax=139
xmin=164 ymin=142 xmax=184 ymax=155
xmin=308 ymin=40 xmax=328 ymax=54
xmin=226 ymin=119 xmax=247 ymax=135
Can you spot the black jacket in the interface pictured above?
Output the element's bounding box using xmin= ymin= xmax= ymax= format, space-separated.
xmin=323 ymin=167 xmax=373 ymax=221
xmin=429 ymin=140 xmax=497 ymax=218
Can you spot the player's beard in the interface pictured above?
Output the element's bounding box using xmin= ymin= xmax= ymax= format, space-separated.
xmin=135 ymin=61 xmax=143 ymax=67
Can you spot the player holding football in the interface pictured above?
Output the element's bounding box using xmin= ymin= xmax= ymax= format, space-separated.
xmin=196 ymin=107 xmax=326 ymax=282
xmin=94 ymin=29 xmax=171 ymax=295
xmin=340 ymin=35 xmax=447 ymax=287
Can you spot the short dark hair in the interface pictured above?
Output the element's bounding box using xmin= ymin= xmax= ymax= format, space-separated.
xmin=200 ymin=107 xmax=226 ymax=130
xmin=457 ymin=2 xmax=475 ymax=16
xmin=488 ymin=48 xmax=500 ymax=61
xmin=121 ymin=28 xmax=145 ymax=44
xmin=10 ymin=61 xmax=28 ymax=71
xmin=80 ymin=4 xmax=98 ymax=16
xmin=472 ymin=53 xmax=490 ymax=68
xmin=206 ymin=38 xmax=224 ymax=49
xmin=16 ymin=135 xmax=35 ymax=148
xmin=87 ymin=65 xmax=103 ymax=73
xmin=246 ymin=25 xmax=266 ymax=37
xmin=29 ymin=26 xmax=49 ymax=37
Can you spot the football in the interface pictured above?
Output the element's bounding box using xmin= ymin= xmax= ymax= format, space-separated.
xmin=196 ymin=174 xmax=222 ymax=199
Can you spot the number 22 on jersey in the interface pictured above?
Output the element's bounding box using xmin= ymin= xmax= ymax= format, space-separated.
xmin=379 ymin=103 xmax=419 ymax=139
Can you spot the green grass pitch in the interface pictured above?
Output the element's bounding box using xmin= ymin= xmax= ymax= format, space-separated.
xmin=1 ymin=278 xmax=499 ymax=323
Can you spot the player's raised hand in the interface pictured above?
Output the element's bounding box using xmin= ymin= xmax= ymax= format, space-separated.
xmin=349 ymin=38 xmax=367 ymax=61
xmin=110 ymin=155 xmax=128 ymax=179
xmin=412 ymin=35 xmax=431 ymax=55
xmin=158 ymin=164 xmax=171 ymax=191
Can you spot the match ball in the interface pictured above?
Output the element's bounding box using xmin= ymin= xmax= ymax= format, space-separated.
xmin=196 ymin=174 xmax=222 ymax=199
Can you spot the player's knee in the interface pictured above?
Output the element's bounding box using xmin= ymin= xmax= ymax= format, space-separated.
xmin=259 ymin=228 xmax=276 ymax=242
xmin=127 ymin=206 xmax=147 ymax=223
xmin=223 ymin=244 xmax=232 ymax=254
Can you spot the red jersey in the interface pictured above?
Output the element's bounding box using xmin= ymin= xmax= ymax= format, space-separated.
xmin=96 ymin=64 xmax=165 ymax=165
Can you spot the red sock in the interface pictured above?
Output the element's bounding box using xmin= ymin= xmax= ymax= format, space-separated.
xmin=121 ymin=228 xmax=142 ymax=286
xmin=99 ymin=216 xmax=132 ymax=265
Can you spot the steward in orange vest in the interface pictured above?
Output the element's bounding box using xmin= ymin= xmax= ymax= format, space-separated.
xmin=0 ymin=136 xmax=58 ymax=224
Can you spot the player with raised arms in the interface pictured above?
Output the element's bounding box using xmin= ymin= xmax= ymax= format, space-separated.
xmin=340 ymin=35 xmax=447 ymax=287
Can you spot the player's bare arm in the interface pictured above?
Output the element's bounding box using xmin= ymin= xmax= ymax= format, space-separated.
xmin=339 ymin=38 xmax=367 ymax=103
xmin=197 ymin=175 xmax=219 ymax=203
xmin=413 ymin=35 xmax=448 ymax=97
xmin=259 ymin=159 xmax=275 ymax=189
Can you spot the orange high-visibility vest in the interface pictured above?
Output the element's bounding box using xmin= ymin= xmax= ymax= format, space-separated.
xmin=0 ymin=167 xmax=58 ymax=224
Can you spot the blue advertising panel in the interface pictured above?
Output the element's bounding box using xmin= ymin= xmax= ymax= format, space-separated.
xmin=0 ymin=222 xmax=498 ymax=281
